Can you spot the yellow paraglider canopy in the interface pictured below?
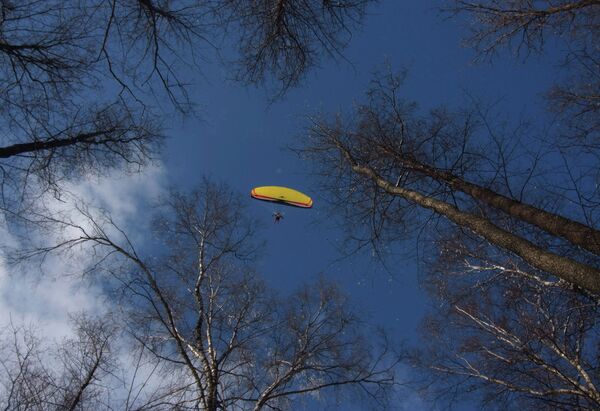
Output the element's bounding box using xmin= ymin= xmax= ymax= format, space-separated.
xmin=251 ymin=186 xmax=313 ymax=208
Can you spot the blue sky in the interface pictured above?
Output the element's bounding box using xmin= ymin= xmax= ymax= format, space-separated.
xmin=0 ymin=1 xmax=566 ymax=409
xmin=154 ymin=2 xmax=561 ymax=408
xmin=162 ymin=0 xmax=558 ymax=339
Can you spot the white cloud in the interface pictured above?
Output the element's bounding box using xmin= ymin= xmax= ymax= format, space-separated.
xmin=0 ymin=259 xmax=106 ymax=340
xmin=66 ymin=165 xmax=166 ymax=223
xmin=0 ymin=165 xmax=169 ymax=409
xmin=0 ymin=164 xmax=167 ymax=339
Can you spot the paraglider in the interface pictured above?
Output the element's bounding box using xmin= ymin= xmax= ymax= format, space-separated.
xmin=250 ymin=186 xmax=313 ymax=208
xmin=251 ymin=186 xmax=313 ymax=222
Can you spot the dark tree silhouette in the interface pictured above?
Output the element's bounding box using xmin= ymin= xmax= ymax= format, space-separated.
xmin=0 ymin=0 xmax=375 ymax=220
xmin=446 ymin=0 xmax=600 ymax=145
xmin=214 ymin=0 xmax=373 ymax=94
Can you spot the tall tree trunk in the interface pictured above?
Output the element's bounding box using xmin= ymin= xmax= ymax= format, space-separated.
xmin=393 ymin=152 xmax=600 ymax=256
xmin=346 ymin=155 xmax=600 ymax=294
xmin=0 ymin=130 xmax=119 ymax=158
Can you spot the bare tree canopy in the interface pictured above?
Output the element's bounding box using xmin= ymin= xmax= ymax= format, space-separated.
xmin=0 ymin=314 xmax=118 ymax=411
xmin=302 ymin=68 xmax=600 ymax=294
xmin=0 ymin=0 xmax=375 ymax=221
xmin=213 ymin=0 xmax=374 ymax=94
xmin=445 ymin=0 xmax=599 ymax=55
xmin=446 ymin=0 xmax=600 ymax=147
xmin=0 ymin=0 xmax=374 ymax=111
xmin=13 ymin=179 xmax=398 ymax=410
xmin=410 ymin=227 xmax=600 ymax=410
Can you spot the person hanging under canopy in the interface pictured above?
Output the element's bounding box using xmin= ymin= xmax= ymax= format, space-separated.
xmin=250 ymin=186 xmax=313 ymax=222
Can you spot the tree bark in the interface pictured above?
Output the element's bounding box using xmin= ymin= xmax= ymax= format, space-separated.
xmin=344 ymin=151 xmax=600 ymax=294
xmin=0 ymin=130 xmax=118 ymax=158
xmin=393 ymin=153 xmax=600 ymax=256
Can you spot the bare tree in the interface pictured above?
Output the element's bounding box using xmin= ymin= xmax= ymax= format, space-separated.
xmin=213 ymin=0 xmax=374 ymax=95
xmin=0 ymin=313 xmax=118 ymax=411
xmin=445 ymin=0 xmax=600 ymax=143
xmin=0 ymin=0 xmax=184 ymax=219
xmin=445 ymin=1 xmax=599 ymax=56
xmin=0 ymin=0 xmax=375 ymax=223
xmin=409 ymin=227 xmax=600 ymax=410
xmin=301 ymin=68 xmax=600 ymax=294
xmin=0 ymin=103 xmax=163 ymax=218
xmin=16 ymin=180 xmax=398 ymax=410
